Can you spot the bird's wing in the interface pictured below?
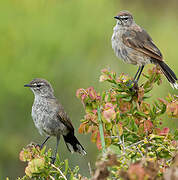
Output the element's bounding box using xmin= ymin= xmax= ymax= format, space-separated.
xmin=56 ymin=102 xmax=74 ymax=132
xmin=122 ymin=28 xmax=163 ymax=61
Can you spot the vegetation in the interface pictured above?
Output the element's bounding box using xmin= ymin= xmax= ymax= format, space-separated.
xmin=16 ymin=67 xmax=177 ymax=179
xmin=0 ymin=0 xmax=177 ymax=178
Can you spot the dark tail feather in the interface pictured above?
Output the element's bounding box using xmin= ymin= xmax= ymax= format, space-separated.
xmin=63 ymin=133 xmax=86 ymax=155
xmin=155 ymin=60 xmax=177 ymax=89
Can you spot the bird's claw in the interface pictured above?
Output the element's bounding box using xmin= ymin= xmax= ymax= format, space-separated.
xmin=126 ymin=80 xmax=139 ymax=91
xmin=35 ymin=144 xmax=43 ymax=150
xmin=127 ymin=80 xmax=138 ymax=90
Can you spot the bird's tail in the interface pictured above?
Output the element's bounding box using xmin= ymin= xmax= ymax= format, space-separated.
xmin=63 ymin=132 xmax=86 ymax=155
xmin=155 ymin=60 xmax=177 ymax=89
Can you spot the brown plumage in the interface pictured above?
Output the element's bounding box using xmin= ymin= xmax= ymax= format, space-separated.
xmin=112 ymin=11 xmax=177 ymax=89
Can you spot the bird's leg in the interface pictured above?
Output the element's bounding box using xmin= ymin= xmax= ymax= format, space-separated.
xmin=129 ymin=65 xmax=144 ymax=91
xmin=133 ymin=66 xmax=141 ymax=81
xmin=51 ymin=135 xmax=60 ymax=164
xmin=127 ymin=66 xmax=141 ymax=88
xmin=36 ymin=136 xmax=50 ymax=149
xmin=135 ymin=65 xmax=144 ymax=83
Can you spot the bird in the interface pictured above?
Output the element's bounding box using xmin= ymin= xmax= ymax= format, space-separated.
xmin=111 ymin=10 xmax=178 ymax=89
xmin=24 ymin=78 xmax=86 ymax=163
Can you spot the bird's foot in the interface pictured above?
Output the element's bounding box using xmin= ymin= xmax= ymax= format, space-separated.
xmin=132 ymin=80 xmax=139 ymax=91
xmin=35 ymin=144 xmax=43 ymax=150
xmin=50 ymin=156 xmax=56 ymax=164
xmin=127 ymin=80 xmax=139 ymax=92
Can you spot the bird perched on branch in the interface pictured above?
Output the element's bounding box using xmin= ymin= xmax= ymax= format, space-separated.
xmin=24 ymin=78 xmax=86 ymax=163
xmin=111 ymin=10 xmax=177 ymax=89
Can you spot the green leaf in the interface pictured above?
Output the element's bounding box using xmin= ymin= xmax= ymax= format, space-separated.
xmin=64 ymin=159 xmax=69 ymax=175
xmin=108 ymin=144 xmax=121 ymax=154
xmin=149 ymin=134 xmax=165 ymax=139
xmin=174 ymin=129 xmax=178 ymax=140
xmin=123 ymin=96 xmax=132 ymax=102
xmin=101 ymin=91 xmax=106 ymax=101
xmin=135 ymin=111 xmax=147 ymax=118
xmin=116 ymin=94 xmax=129 ymax=98
xmin=160 ymin=104 xmax=166 ymax=114
xmin=116 ymin=88 xmax=125 ymax=92
xmin=41 ymin=146 xmax=46 ymax=155
xmin=97 ymin=106 xmax=106 ymax=153
xmin=150 ymin=108 xmax=156 ymax=120
xmin=112 ymin=124 xmax=123 ymax=136
xmin=105 ymin=123 xmax=112 ymax=131
xmin=131 ymin=119 xmax=138 ymax=131
xmin=142 ymin=74 xmax=149 ymax=79
xmin=144 ymin=87 xmax=153 ymax=93
xmin=143 ymin=95 xmax=151 ymax=100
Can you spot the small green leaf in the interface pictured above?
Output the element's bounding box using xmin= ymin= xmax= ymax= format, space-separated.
xmin=160 ymin=104 xmax=166 ymax=114
xmin=174 ymin=129 xmax=178 ymax=140
xmin=116 ymin=94 xmax=129 ymax=98
xmin=108 ymin=144 xmax=121 ymax=154
xmin=123 ymin=96 xmax=132 ymax=102
xmin=112 ymin=123 xmax=123 ymax=136
xmin=97 ymin=106 xmax=106 ymax=153
xmin=101 ymin=91 xmax=106 ymax=101
xmin=64 ymin=159 xmax=69 ymax=175
xmin=149 ymin=134 xmax=165 ymax=139
xmin=131 ymin=119 xmax=138 ymax=131
xmin=41 ymin=146 xmax=46 ymax=155
xmin=135 ymin=111 xmax=147 ymax=118
xmin=105 ymin=123 xmax=112 ymax=131
xmin=144 ymin=87 xmax=153 ymax=93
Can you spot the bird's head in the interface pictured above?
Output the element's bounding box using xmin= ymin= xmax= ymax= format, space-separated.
xmin=24 ymin=78 xmax=54 ymax=98
xmin=114 ymin=11 xmax=133 ymax=27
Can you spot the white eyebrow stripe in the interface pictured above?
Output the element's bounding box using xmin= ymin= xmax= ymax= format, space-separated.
xmin=120 ymin=16 xmax=128 ymax=19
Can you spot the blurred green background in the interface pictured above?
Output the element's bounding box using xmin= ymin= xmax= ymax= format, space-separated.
xmin=0 ymin=0 xmax=177 ymax=178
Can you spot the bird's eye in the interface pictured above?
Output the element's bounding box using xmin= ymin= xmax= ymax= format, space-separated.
xmin=36 ymin=84 xmax=42 ymax=88
xmin=123 ymin=17 xmax=128 ymax=21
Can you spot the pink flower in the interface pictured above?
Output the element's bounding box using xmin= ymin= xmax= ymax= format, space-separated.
xmin=156 ymin=127 xmax=169 ymax=136
xmin=166 ymin=102 xmax=178 ymax=118
xmin=92 ymin=109 xmax=97 ymax=114
xmin=104 ymin=102 xmax=115 ymax=109
xmin=99 ymin=75 xmax=108 ymax=82
xmin=76 ymin=88 xmax=87 ymax=100
xmin=88 ymin=87 xmax=96 ymax=99
xmin=101 ymin=68 xmax=109 ymax=73
xmin=144 ymin=120 xmax=153 ymax=133
xmin=160 ymin=127 xmax=169 ymax=136
xmin=102 ymin=108 xmax=116 ymax=123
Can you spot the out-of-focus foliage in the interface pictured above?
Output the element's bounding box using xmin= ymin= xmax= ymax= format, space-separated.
xmin=0 ymin=0 xmax=178 ymax=179
xmin=76 ymin=67 xmax=178 ymax=179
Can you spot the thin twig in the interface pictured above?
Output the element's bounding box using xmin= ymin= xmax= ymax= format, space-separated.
xmin=88 ymin=162 xmax=92 ymax=176
xmin=124 ymin=127 xmax=141 ymax=137
xmin=122 ymin=135 xmax=126 ymax=153
xmin=51 ymin=164 xmax=67 ymax=180
xmin=126 ymin=140 xmax=144 ymax=149
xmin=117 ymin=140 xmax=144 ymax=159
xmin=136 ymin=146 xmax=144 ymax=157
xmin=49 ymin=175 xmax=55 ymax=180
xmin=109 ymin=136 xmax=119 ymax=139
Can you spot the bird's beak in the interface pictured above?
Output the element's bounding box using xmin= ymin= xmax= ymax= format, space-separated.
xmin=114 ymin=16 xmax=120 ymax=20
xmin=24 ymin=84 xmax=32 ymax=87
